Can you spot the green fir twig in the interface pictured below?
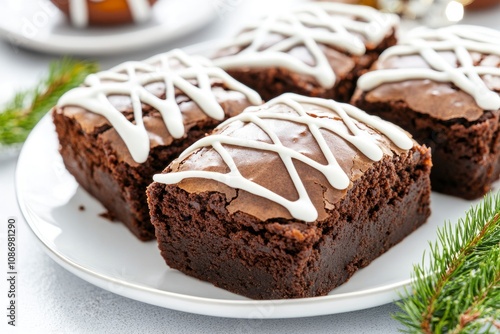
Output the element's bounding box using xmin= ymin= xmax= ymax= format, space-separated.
xmin=395 ymin=192 xmax=500 ymax=333
xmin=0 ymin=58 xmax=98 ymax=146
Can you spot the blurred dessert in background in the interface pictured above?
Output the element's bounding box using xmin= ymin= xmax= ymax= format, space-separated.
xmin=463 ymin=0 xmax=500 ymax=10
xmin=320 ymin=0 xmax=500 ymax=9
xmin=51 ymin=0 xmax=158 ymax=28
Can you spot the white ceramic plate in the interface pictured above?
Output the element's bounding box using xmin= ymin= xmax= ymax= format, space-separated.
xmin=16 ymin=115 xmax=498 ymax=319
xmin=0 ymin=0 xmax=216 ymax=55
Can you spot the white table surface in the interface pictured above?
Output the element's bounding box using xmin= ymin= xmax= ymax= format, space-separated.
xmin=1 ymin=1 xmax=499 ymax=333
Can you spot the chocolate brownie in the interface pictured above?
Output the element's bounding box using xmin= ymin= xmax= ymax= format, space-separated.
xmin=147 ymin=93 xmax=431 ymax=299
xmin=213 ymin=2 xmax=399 ymax=103
xmin=352 ymin=25 xmax=500 ymax=199
xmin=53 ymin=49 xmax=261 ymax=241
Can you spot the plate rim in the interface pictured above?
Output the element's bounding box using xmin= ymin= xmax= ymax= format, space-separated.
xmin=16 ymin=115 xmax=414 ymax=319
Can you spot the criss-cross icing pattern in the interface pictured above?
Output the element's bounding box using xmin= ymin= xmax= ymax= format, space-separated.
xmin=154 ymin=93 xmax=413 ymax=222
xmin=58 ymin=49 xmax=262 ymax=163
xmin=213 ymin=3 xmax=398 ymax=89
xmin=357 ymin=25 xmax=500 ymax=110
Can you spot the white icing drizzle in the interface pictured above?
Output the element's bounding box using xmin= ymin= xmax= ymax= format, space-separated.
xmin=357 ymin=25 xmax=500 ymax=110
xmin=58 ymin=49 xmax=262 ymax=163
xmin=68 ymin=0 xmax=153 ymax=28
xmin=126 ymin=0 xmax=151 ymax=22
xmin=69 ymin=0 xmax=88 ymax=28
xmin=213 ymin=3 xmax=398 ymax=89
xmin=154 ymin=93 xmax=413 ymax=222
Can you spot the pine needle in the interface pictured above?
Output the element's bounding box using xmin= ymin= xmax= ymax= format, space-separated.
xmin=394 ymin=192 xmax=500 ymax=333
xmin=0 ymin=58 xmax=98 ymax=145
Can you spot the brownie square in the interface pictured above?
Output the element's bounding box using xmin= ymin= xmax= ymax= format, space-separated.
xmin=352 ymin=25 xmax=500 ymax=199
xmin=53 ymin=49 xmax=261 ymax=240
xmin=213 ymin=2 xmax=398 ymax=103
xmin=147 ymin=93 xmax=431 ymax=299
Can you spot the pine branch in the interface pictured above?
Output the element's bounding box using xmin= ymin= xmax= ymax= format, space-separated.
xmin=394 ymin=192 xmax=500 ymax=333
xmin=0 ymin=58 xmax=98 ymax=146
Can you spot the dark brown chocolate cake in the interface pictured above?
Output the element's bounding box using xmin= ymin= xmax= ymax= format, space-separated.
xmin=352 ymin=25 xmax=500 ymax=199
xmin=147 ymin=93 xmax=432 ymax=299
xmin=53 ymin=49 xmax=261 ymax=240
xmin=213 ymin=2 xmax=399 ymax=103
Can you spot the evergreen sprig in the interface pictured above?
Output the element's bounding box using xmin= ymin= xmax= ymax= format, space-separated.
xmin=0 ymin=58 xmax=98 ymax=145
xmin=395 ymin=192 xmax=500 ymax=333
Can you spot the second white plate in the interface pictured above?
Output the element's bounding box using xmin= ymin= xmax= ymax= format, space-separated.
xmin=0 ymin=0 xmax=217 ymax=55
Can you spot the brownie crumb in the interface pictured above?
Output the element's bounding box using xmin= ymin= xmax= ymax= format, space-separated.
xmin=99 ymin=212 xmax=117 ymax=222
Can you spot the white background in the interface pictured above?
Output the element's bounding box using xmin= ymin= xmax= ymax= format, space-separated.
xmin=1 ymin=0 xmax=500 ymax=333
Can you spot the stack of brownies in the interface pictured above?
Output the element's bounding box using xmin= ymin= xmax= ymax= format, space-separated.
xmin=53 ymin=2 xmax=500 ymax=299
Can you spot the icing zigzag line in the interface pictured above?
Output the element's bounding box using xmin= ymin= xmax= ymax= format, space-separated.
xmin=58 ymin=49 xmax=262 ymax=163
xmin=214 ymin=3 xmax=398 ymax=89
xmin=154 ymin=93 xmax=413 ymax=222
xmin=358 ymin=25 xmax=500 ymax=110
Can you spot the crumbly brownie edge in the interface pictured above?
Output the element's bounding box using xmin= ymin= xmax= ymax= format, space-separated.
xmin=147 ymin=146 xmax=431 ymax=299
xmin=352 ymin=91 xmax=500 ymax=199
xmin=52 ymin=108 xmax=224 ymax=241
